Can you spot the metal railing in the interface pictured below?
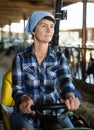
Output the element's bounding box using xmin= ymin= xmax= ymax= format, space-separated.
xmin=59 ymin=46 xmax=94 ymax=84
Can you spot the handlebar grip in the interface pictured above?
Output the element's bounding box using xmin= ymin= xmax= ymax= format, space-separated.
xmin=31 ymin=103 xmax=67 ymax=111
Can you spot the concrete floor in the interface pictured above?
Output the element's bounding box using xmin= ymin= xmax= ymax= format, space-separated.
xmin=0 ymin=68 xmax=8 ymax=99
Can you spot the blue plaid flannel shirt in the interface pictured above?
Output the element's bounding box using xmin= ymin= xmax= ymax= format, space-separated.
xmin=12 ymin=44 xmax=81 ymax=119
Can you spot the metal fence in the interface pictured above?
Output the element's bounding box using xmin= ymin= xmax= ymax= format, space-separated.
xmin=59 ymin=46 xmax=94 ymax=84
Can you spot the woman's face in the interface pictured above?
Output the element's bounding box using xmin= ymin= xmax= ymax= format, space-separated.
xmin=33 ymin=19 xmax=55 ymax=43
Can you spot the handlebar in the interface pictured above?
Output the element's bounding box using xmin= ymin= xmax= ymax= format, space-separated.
xmin=31 ymin=103 xmax=67 ymax=111
xmin=31 ymin=103 xmax=69 ymax=120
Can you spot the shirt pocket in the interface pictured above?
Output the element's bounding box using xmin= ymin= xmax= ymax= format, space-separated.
xmin=23 ymin=65 xmax=37 ymax=81
xmin=47 ymin=66 xmax=57 ymax=80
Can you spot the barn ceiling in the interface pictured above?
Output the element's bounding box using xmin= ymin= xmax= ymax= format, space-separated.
xmin=0 ymin=0 xmax=94 ymax=27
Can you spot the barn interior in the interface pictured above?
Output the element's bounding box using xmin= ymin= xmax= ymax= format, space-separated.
xmin=0 ymin=0 xmax=94 ymax=129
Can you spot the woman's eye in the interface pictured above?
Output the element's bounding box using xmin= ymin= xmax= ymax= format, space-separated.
xmin=42 ymin=25 xmax=46 ymax=27
xmin=51 ymin=26 xmax=54 ymax=29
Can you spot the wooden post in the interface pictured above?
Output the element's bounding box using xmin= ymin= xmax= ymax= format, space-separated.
xmin=81 ymin=0 xmax=87 ymax=80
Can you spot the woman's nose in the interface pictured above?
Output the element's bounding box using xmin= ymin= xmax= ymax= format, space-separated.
xmin=47 ymin=26 xmax=51 ymax=32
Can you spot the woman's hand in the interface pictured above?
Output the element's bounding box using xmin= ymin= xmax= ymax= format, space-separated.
xmin=60 ymin=93 xmax=81 ymax=111
xmin=65 ymin=93 xmax=81 ymax=111
xmin=19 ymin=95 xmax=35 ymax=114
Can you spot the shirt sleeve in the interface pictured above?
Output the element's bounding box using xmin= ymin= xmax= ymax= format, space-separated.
xmin=12 ymin=53 xmax=26 ymax=105
xmin=58 ymin=53 xmax=82 ymax=100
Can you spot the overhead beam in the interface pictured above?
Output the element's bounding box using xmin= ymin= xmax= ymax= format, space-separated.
xmin=1 ymin=0 xmax=94 ymax=28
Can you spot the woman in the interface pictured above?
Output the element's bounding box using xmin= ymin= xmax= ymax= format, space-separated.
xmin=10 ymin=11 xmax=81 ymax=130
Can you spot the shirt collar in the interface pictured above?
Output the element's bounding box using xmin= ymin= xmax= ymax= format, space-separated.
xmin=47 ymin=47 xmax=56 ymax=59
xmin=26 ymin=44 xmax=56 ymax=59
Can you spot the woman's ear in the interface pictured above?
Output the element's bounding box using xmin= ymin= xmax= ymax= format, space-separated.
xmin=32 ymin=31 xmax=35 ymax=35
